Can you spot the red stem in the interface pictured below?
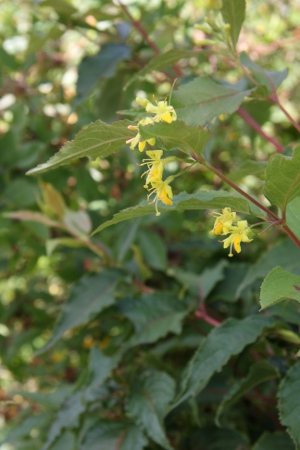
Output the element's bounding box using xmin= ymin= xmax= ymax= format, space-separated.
xmin=237 ymin=107 xmax=284 ymax=153
xmin=195 ymin=310 xmax=221 ymax=327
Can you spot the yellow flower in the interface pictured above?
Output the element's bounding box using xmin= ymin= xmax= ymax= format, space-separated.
xmin=222 ymin=220 xmax=253 ymax=257
xmin=147 ymin=177 xmax=174 ymax=216
xmin=209 ymin=207 xmax=237 ymax=235
xmin=145 ymin=99 xmax=177 ymax=123
xmin=141 ymin=150 xmax=164 ymax=185
xmin=126 ymin=118 xmax=156 ymax=152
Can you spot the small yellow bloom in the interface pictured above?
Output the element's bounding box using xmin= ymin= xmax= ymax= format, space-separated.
xmin=141 ymin=150 xmax=164 ymax=185
xmin=126 ymin=118 xmax=156 ymax=152
xmin=145 ymin=99 xmax=177 ymax=123
xmin=147 ymin=177 xmax=174 ymax=216
xmin=222 ymin=220 xmax=253 ymax=257
xmin=209 ymin=207 xmax=236 ymax=235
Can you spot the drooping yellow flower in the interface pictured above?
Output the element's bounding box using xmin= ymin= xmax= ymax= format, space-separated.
xmin=147 ymin=177 xmax=174 ymax=216
xmin=209 ymin=207 xmax=237 ymax=235
xmin=145 ymin=99 xmax=177 ymax=123
xmin=222 ymin=220 xmax=253 ymax=257
xmin=126 ymin=118 xmax=156 ymax=152
xmin=141 ymin=150 xmax=164 ymax=185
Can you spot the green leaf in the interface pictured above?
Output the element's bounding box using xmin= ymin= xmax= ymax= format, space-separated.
xmin=278 ymin=362 xmax=300 ymax=449
xmin=49 ymin=431 xmax=76 ymax=450
xmin=80 ymin=420 xmax=148 ymax=450
xmin=26 ymin=119 xmax=134 ymax=176
xmin=137 ymin=229 xmax=167 ymax=271
xmin=172 ymin=315 xmax=275 ymax=408
xmin=221 ymin=0 xmax=246 ymax=48
xmin=39 ymin=269 xmax=124 ymax=352
xmin=260 ymin=267 xmax=300 ymax=310
xmin=286 ymin=197 xmax=300 ymax=240
xmin=4 ymin=413 xmax=52 ymax=444
xmin=190 ymin=428 xmax=249 ymax=449
xmin=236 ymin=239 xmax=300 ymax=298
xmin=126 ymin=49 xmax=202 ymax=88
xmin=228 ymin=160 xmax=265 ymax=182
xmin=126 ymin=371 xmax=176 ymax=450
xmin=75 ymin=44 xmax=131 ymax=105
xmin=240 ymin=52 xmax=289 ymax=92
xmin=169 ymin=260 xmax=227 ymax=298
xmin=92 ymin=190 xmax=264 ymax=235
xmin=216 ymin=361 xmax=279 ymax=425
xmin=171 ymin=77 xmax=253 ymax=126
xmin=253 ymin=431 xmax=295 ymax=450
xmin=85 ymin=347 xmax=121 ymax=402
xmin=139 ymin=119 xmax=210 ymax=159
xmin=118 ymin=293 xmax=188 ymax=346
xmin=264 ymin=145 xmax=300 ymax=210
xmin=42 ymin=392 xmax=85 ymax=450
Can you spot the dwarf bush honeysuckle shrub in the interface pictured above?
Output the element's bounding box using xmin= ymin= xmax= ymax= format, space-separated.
xmin=13 ymin=0 xmax=300 ymax=448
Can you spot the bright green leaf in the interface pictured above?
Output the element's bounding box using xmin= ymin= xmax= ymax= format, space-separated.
xmin=278 ymin=362 xmax=300 ymax=449
xmin=39 ymin=269 xmax=125 ymax=352
xmin=126 ymin=371 xmax=176 ymax=450
xmin=216 ymin=361 xmax=279 ymax=425
xmin=26 ymin=119 xmax=134 ymax=175
xmin=264 ymin=145 xmax=300 ymax=210
xmin=172 ymin=315 xmax=275 ymax=408
xmin=260 ymin=267 xmax=300 ymax=310
xmin=171 ymin=77 xmax=253 ymax=126
xmin=221 ymin=0 xmax=246 ymax=48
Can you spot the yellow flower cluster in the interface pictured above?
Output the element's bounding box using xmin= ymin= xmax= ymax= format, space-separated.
xmin=126 ymin=97 xmax=177 ymax=152
xmin=126 ymin=97 xmax=177 ymax=216
xmin=210 ymin=207 xmax=253 ymax=257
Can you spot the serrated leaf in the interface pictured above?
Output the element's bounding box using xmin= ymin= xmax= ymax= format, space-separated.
xmin=236 ymin=239 xmax=300 ymax=298
xmin=221 ymin=0 xmax=246 ymax=48
xmin=171 ymin=77 xmax=253 ymax=126
xmin=286 ymin=197 xmax=300 ymax=240
xmin=240 ymin=52 xmax=289 ymax=92
xmin=85 ymin=347 xmax=121 ymax=402
xmin=118 ymin=293 xmax=188 ymax=346
xmin=80 ymin=420 xmax=148 ymax=450
xmin=260 ymin=267 xmax=300 ymax=310
xmin=127 ymin=371 xmax=176 ymax=450
xmin=264 ymin=146 xmax=300 ymax=210
xmin=253 ymin=431 xmax=295 ymax=450
xmin=126 ymin=49 xmax=202 ymax=88
xmin=42 ymin=392 xmax=85 ymax=450
xmin=278 ymin=362 xmax=300 ymax=449
xmin=92 ymin=190 xmax=264 ymax=235
xmin=26 ymin=119 xmax=134 ymax=175
xmin=75 ymin=43 xmax=131 ymax=105
xmin=216 ymin=360 xmax=279 ymax=425
xmin=172 ymin=315 xmax=275 ymax=408
xmin=39 ymin=269 xmax=124 ymax=352
xmin=139 ymin=119 xmax=210 ymax=159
